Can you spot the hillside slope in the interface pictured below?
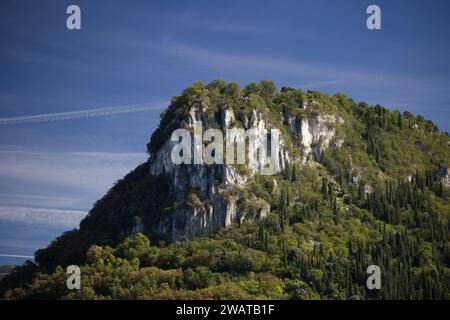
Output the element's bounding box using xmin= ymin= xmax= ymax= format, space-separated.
xmin=1 ymin=80 xmax=449 ymax=299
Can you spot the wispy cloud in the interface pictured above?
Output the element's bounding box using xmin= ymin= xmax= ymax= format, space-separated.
xmin=0 ymin=194 xmax=87 ymax=212
xmin=0 ymin=150 xmax=148 ymax=257
xmin=0 ymin=150 xmax=147 ymax=204
xmin=147 ymin=40 xmax=450 ymax=100
xmin=0 ymin=102 xmax=166 ymax=125
xmin=0 ymin=206 xmax=86 ymax=228
xmin=151 ymin=39 xmax=328 ymax=76
xmin=0 ymin=253 xmax=34 ymax=259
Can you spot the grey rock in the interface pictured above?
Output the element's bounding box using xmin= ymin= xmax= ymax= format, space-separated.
xmin=145 ymin=104 xmax=342 ymax=241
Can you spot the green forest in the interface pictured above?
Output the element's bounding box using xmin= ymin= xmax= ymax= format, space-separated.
xmin=1 ymin=81 xmax=449 ymax=300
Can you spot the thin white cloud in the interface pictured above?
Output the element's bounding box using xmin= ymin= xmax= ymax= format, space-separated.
xmin=0 ymin=238 xmax=49 ymax=251
xmin=0 ymin=150 xmax=147 ymax=202
xmin=149 ymin=40 xmax=449 ymax=99
xmin=0 ymin=193 xmax=86 ymax=212
xmin=0 ymin=102 xmax=166 ymax=125
xmin=0 ymin=151 xmax=147 ymax=250
xmin=0 ymin=253 xmax=34 ymax=259
xmin=0 ymin=206 xmax=87 ymax=228
xmin=152 ymin=40 xmax=327 ymax=76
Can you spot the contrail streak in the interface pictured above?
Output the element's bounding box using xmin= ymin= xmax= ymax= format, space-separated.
xmin=0 ymin=102 xmax=166 ymax=125
xmin=0 ymin=254 xmax=34 ymax=259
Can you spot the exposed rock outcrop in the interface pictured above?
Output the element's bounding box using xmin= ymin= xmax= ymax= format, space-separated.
xmin=148 ymin=105 xmax=277 ymax=240
xmin=441 ymin=166 xmax=450 ymax=188
xmin=282 ymin=110 xmax=343 ymax=162
xmin=146 ymin=102 xmax=342 ymax=240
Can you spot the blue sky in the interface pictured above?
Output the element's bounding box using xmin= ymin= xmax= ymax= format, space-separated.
xmin=0 ymin=0 xmax=449 ymax=265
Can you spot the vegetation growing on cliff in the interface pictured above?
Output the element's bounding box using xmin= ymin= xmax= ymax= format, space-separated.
xmin=1 ymin=80 xmax=449 ymax=300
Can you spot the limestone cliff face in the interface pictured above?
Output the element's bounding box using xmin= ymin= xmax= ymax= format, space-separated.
xmin=282 ymin=109 xmax=343 ymax=163
xmin=146 ymin=103 xmax=341 ymax=240
xmin=441 ymin=166 xmax=450 ymax=188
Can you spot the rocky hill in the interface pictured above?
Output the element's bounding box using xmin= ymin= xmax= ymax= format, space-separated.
xmin=1 ymin=80 xmax=449 ymax=299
